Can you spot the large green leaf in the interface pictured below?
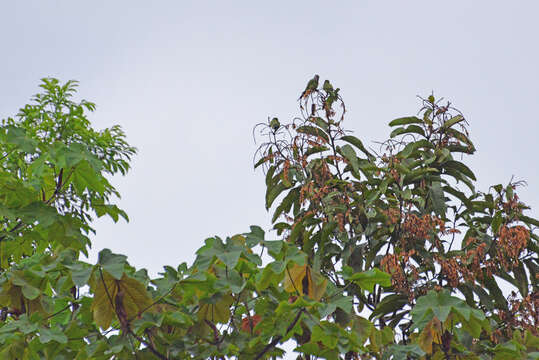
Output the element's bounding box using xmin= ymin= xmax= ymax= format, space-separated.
xmin=383 ymin=344 xmax=425 ymax=360
xmin=441 ymin=115 xmax=464 ymax=129
xmin=38 ymin=326 xmax=68 ymax=344
xmin=340 ymin=135 xmax=374 ymax=159
xmin=370 ymin=294 xmax=409 ymax=320
xmin=4 ymin=125 xmax=38 ymax=153
xmin=71 ymin=160 xmax=106 ymax=195
xmin=296 ymin=125 xmax=329 ymax=142
xmin=340 ymin=144 xmax=360 ymax=174
xmin=429 ymin=181 xmax=447 ymax=216
xmin=390 ymin=125 xmax=425 ymax=138
xmin=411 ymin=290 xmax=484 ymax=330
xmin=443 ymin=160 xmax=477 ymax=181
xmin=98 ymin=249 xmax=127 ymax=280
xmin=266 ymin=182 xmax=288 ymax=210
xmin=345 ymin=268 xmax=391 ymax=292
xmin=388 ymin=116 xmax=423 ymax=127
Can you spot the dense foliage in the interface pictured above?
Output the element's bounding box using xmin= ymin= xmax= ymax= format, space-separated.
xmin=0 ymin=78 xmax=537 ymax=359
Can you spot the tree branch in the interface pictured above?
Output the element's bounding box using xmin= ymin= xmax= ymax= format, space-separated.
xmin=254 ymin=308 xmax=304 ymax=360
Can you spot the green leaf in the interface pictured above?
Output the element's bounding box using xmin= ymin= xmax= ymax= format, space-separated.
xmin=244 ymin=225 xmax=265 ymax=247
xmin=254 ymin=155 xmax=266 ymax=169
xmin=411 ymin=289 xmax=488 ymax=339
xmin=304 ymin=145 xmax=328 ymax=158
xmin=311 ymin=322 xmax=340 ymax=349
xmin=483 ymin=275 xmax=508 ymax=310
xmin=296 ymin=125 xmax=329 ymax=142
xmin=346 ymin=268 xmax=391 ymax=292
xmin=491 ymin=211 xmax=503 ymax=234
xmin=443 ymin=185 xmax=472 ymax=209
xmin=67 ymin=262 xmax=93 ymax=287
xmin=71 ymin=160 xmax=106 ymax=195
xmin=520 ymin=215 xmax=539 ymax=227
xmin=443 ymin=160 xmax=477 ymax=181
xmin=469 ymin=284 xmax=494 ymax=310
xmin=492 ymin=340 xmax=526 ymax=359
xmin=216 ymin=250 xmax=242 ymax=268
xmin=263 ymin=240 xmax=284 ymax=258
xmin=388 ymin=116 xmax=423 ymax=127
xmin=65 ymin=143 xmax=102 ymax=170
xmin=91 ymin=272 xmax=153 ymax=331
xmin=18 ymin=202 xmax=59 ymax=227
xmin=94 ymin=202 xmax=129 ymax=223
xmin=404 ymin=167 xmax=439 ymax=183
xmin=10 ymin=272 xmax=41 ymax=300
xmin=513 ymin=262 xmax=529 ymax=297
xmin=341 ymin=135 xmax=374 ymax=159
xmin=198 ymin=294 xmax=234 ymax=324
xmin=429 ymin=181 xmax=447 ymax=216
xmin=331 ymin=296 xmax=354 ymax=314
xmin=98 ymin=249 xmax=127 ymax=280
xmin=390 ymin=125 xmax=425 ymax=138
xmin=5 ymin=125 xmax=38 ymax=153
xmin=370 ymin=294 xmax=408 ymax=320
xmin=340 ymin=144 xmax=360 ymax=174
xmin=446 ymin=128 xmax=474 ymax=148
xmin=441 ymin=115 xmax=464 ymax=129
xmin=352 ymin=316 xmax=374 ymax=343
xmin=311 ymin=117 xmax=329 ymax=131
xmin=411 ymin=290 xmax=464 ymax=328
xmin=384 ymin=344 xmax=426 ymax=360
xmin=38 ymin=326 xmax=68 ymax=344
xmin=272 ymin=187 xmax=299 ymax=223
xmin=266 ymin=182 xmax=288 ymax=210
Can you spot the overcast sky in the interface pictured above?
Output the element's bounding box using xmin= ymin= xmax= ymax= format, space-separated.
xmin=1 ymin=1 xmax=538 ymax=278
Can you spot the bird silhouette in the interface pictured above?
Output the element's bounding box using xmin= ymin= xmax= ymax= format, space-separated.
xmin=299 ymin=74 xmax=319 ymax=100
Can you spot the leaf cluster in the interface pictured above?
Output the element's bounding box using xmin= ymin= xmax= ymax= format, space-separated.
xmin=0 ymin=78 xmax=537 ymax=359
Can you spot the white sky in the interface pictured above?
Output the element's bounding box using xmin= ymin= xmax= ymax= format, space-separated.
xmin=1 ymin=1 xmax=538 ymax=281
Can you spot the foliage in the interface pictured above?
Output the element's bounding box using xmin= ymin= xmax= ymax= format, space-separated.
xmin=0 ymin=78 xmax=537 ymax=359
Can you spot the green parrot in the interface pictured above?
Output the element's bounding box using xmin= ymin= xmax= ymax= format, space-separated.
xmin=323 ymin=79 xmax=333 ymax=92
xmin=299 ymin=74 xmax=319 ymax=100
xmin=269 ymin=117 xmax=280 ymax=132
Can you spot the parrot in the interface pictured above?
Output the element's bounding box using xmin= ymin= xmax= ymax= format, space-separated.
xmin=269 ymin=117 xmax=280 ymax=132
xmin=298 ymin=74 xmax=319 ymax=100
xmin=323 ymin=79 xmax=333 ymax=92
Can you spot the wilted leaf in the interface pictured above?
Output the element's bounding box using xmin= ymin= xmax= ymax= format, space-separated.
xmin=197 ymin=293 xmax=234 ymax=324
xmin=307 ymin=269 xmax=328 ymax=301
xmin=91 ymin=271 xmax=153 ymax=330
xmin=91 ymin=271 xmax=117 ymax=330
xmin=284 ymin=263 xmax=307 ymax=294
xmin=418 ymin=317 xmax=442 ymax=354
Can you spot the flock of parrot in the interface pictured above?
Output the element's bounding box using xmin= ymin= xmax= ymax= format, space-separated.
xmin=270 ymin=74 xmax=336 ymax=132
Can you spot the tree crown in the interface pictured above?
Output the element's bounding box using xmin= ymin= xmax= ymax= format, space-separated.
xmin=0 ymin=78 xmax=537 ymax=359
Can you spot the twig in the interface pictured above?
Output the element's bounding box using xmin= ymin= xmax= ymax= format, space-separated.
xmin=254 ymin=309 xmax=304 ymax=360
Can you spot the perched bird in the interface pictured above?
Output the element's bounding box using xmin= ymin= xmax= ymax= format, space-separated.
xmin=323 ymin=79 xmax=333 ymax=92
xmin=269 ymin=117 xmax=280 ymax=132
xmin=299 ymin=74 xmax=319 ymax=100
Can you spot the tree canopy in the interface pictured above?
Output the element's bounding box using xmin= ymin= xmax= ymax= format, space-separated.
xmin=0 ymin=77 xmax=537 ymax=359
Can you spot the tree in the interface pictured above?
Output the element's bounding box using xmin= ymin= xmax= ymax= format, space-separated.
xmin=0 ymin=77 xmax=537 ymax=359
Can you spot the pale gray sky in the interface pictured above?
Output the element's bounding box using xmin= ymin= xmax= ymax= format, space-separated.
xmin=1 ymin=1 xmax=538 ymax=278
